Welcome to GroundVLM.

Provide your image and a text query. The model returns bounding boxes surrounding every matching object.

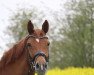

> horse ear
[42,20,49,33]
[27,20,34,34]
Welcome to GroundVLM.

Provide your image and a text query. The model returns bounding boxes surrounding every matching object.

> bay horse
[0,20,50,75]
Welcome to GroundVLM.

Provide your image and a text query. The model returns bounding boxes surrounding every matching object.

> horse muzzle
[35,62,48,72]
[33,51,48,72]
[28,51,49,73]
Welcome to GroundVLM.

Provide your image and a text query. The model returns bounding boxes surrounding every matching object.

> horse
[0,20,50,75]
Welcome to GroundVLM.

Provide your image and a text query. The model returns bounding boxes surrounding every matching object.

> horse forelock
[0,37,27,68]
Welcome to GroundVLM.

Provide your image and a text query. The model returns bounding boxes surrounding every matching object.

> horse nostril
[44,63,47,69]
[36,63,40,70]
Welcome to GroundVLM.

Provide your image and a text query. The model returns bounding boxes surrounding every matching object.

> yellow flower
[35,67,94,75]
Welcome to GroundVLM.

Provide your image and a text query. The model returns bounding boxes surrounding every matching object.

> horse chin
[36,70,46,75]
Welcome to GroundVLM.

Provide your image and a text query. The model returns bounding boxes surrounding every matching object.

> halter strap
[32,51,49,62]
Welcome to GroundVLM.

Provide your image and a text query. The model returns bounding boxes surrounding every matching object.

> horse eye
[47,42,50,46]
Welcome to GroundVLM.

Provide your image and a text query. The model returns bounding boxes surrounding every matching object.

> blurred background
[0,0,94,69]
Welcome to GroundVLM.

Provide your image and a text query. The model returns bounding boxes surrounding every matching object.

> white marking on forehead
[36,39,39,43]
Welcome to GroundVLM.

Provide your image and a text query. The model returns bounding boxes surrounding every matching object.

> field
[36,67,94,75]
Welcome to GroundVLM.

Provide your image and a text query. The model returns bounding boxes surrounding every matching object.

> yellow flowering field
[36,67,94,75]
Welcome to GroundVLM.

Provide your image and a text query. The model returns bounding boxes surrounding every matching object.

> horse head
[26,20,50,73]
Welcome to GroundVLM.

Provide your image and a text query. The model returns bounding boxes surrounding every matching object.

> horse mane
[0,37,27,69]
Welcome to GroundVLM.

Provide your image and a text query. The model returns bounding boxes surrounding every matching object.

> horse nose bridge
[36,43,45,49]
[36,56,46,64]
[37,47,45,51]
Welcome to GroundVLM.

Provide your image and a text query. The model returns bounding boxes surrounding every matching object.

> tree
[6,8,45,47]
[50,0,94,68]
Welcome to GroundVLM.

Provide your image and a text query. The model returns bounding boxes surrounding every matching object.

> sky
[0,0,66,58]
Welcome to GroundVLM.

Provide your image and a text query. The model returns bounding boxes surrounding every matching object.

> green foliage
[50,0,94,68]
[6,8,44,45]
[7,9,34,41]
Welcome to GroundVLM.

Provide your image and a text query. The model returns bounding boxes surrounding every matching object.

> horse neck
[1,51,35,75]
